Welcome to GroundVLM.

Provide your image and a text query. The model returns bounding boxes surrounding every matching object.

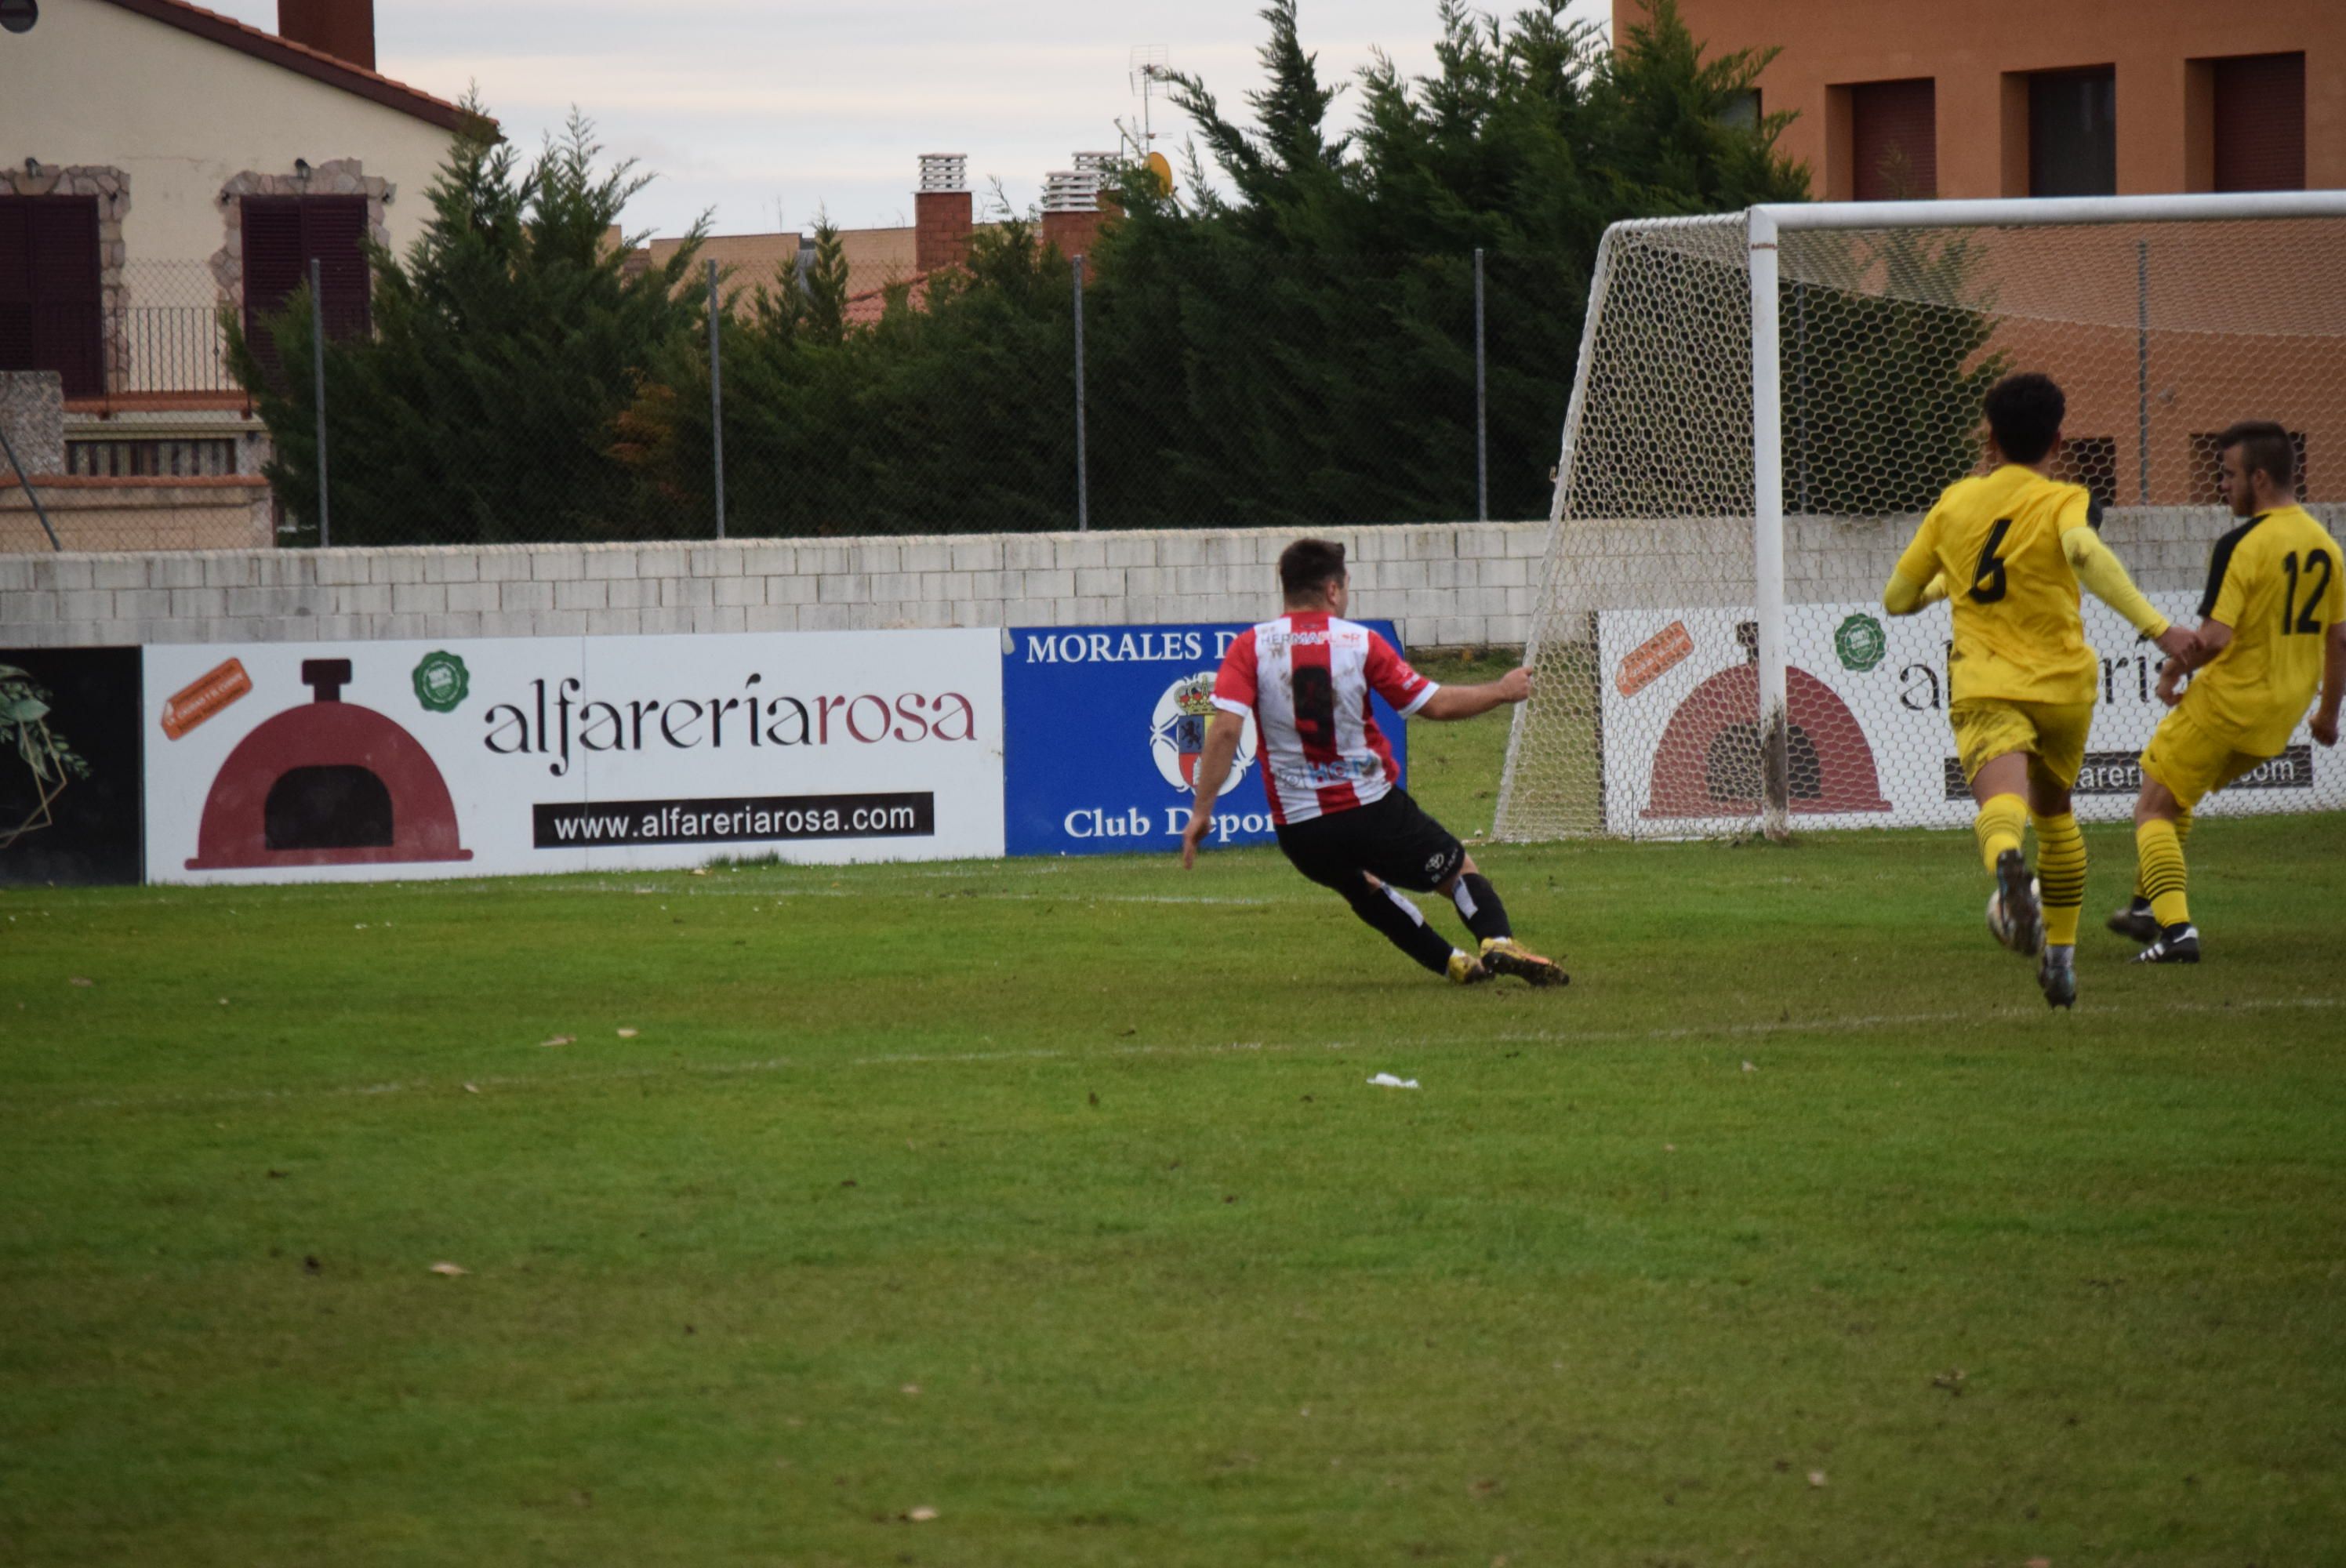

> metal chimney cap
[1041,169,1103,213]
[917,154,968,192]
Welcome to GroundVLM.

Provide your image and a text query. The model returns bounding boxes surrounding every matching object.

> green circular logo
[412,650,470,713]
[1834,613,1887,673]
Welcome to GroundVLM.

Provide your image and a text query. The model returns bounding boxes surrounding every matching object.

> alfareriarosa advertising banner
[143,630,1005,884]
[1596,592,2341,837]
[1002,622,1409,856]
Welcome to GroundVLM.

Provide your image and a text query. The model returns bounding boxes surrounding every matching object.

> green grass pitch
[5,656,2344,1565]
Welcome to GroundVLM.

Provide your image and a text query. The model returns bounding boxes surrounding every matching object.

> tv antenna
[1120,45,1170,160]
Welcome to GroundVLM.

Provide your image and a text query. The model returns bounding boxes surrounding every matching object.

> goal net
[1494,195,2346,843]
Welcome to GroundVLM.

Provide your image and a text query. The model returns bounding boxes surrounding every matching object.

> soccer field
[6,662,2345,1565]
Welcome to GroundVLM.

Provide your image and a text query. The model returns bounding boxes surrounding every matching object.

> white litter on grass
[1366,1073,1420,1090]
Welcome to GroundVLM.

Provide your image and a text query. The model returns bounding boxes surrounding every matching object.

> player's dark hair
[1280,538,1348,601]
[2218,419,2297,490]
[1983,372,2065,466]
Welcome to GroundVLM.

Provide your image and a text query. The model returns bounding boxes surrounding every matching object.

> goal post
[1496,191,2346,845]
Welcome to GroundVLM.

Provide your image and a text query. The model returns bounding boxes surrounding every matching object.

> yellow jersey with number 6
[2181,504,2344,755]
[1894,464,2099,705]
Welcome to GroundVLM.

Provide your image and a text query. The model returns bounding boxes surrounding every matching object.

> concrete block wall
[0,523,1551,652]
[7,506,2315,653]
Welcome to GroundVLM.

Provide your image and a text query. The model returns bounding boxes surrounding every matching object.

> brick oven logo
[186,658,472,870]
[1149,672,1256,797]
[411,651,470,713]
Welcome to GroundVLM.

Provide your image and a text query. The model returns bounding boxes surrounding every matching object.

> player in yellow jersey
[2115,421,2346,963]
[1880,373,2195,1007]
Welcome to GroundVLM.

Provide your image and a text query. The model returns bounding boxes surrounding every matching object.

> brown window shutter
[0,197,104,397]
[1850,79,1936,201]
[2213,53,2305,192]
[242,198,307,380]
[0,203,29,378]
[242,195,372,381]
[302,197,372,340]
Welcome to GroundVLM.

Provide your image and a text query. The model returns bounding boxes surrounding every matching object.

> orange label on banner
[1616,620,1694,698]
[162,658,251,739]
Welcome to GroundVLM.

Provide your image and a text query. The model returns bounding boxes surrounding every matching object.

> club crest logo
[1150,672,1256,797]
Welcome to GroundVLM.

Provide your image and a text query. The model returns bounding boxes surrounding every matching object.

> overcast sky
[205,0,1611,239]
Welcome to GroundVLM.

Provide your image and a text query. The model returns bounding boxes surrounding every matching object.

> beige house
[0,0,472,550]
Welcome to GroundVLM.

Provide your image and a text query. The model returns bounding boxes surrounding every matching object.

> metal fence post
[311,256,329,548]
[709,257,726,540]
[1072,253,1089,532]
[1474,246,1488,522]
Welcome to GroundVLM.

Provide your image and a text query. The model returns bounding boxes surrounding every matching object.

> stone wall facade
[0,372,67,477]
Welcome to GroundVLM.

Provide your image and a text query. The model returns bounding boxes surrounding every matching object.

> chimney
[1040,153,1112,259]
[914,154,970,274]
[278,0,376,71]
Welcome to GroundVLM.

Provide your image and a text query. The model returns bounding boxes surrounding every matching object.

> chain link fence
[5,245,1585,554]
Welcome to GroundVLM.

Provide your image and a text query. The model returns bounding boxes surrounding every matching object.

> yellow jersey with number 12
[1893,464,2099,705]
[2182,504,2345,755]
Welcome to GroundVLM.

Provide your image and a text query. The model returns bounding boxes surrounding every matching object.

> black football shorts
[1274,788,1466,894]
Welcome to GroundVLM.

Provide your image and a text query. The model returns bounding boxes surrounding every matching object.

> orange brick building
[1647,1,2346,508]
[1657,0,2344,200]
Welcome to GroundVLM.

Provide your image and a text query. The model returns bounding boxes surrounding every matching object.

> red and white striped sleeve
[1364,633,1438,717]
[1211,628,1258,717]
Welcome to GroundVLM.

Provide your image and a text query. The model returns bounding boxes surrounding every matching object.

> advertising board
[1002,622,1411,856]
[143,630,1005,884]
[1596,592,2341,835]
[1,646,144,887]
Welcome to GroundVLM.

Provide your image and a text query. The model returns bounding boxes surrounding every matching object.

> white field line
[34,995,2341,1117]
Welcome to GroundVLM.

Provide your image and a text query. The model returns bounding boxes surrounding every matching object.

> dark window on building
[0,195,104,397]
[2029,67,2117,197]
[2189,430,2308,504]
[1720,89,1761,132]
[240,196,371,380]
[1850,78,1936,200]
[2213,53,2305,191]
[2059,436,2119,509]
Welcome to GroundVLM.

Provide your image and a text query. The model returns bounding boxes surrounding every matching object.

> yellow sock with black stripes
[2136,818,2191,929]
[2130,805,2192,902]
[1973,794,2027,870]
[2032,811,2086,947]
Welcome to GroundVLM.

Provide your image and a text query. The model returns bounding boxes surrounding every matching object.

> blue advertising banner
[1002,622,1409,857]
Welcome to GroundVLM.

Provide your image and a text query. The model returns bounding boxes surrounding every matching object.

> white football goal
[1493,192,2346,844]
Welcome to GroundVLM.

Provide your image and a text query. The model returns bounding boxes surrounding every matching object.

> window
[240,196,370,379]
[2029,67,2117,197]
[1720,89,1761,133]
[1850,78,1936,201]
[2213,53,2305,191]
[2058,436,2119,510]
[0,195,104,397]
[2189,430,2307,505]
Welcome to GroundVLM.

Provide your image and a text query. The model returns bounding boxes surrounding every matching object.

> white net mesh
[1496,207,2346,841]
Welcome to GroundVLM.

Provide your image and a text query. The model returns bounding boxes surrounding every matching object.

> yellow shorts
[1948,698,2094,792]
[2138,705,2271,810]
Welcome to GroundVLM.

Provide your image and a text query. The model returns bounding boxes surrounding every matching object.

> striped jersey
[1210,612,1438,825]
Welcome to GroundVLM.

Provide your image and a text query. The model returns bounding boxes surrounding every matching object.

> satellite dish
[1144,151,1174,197]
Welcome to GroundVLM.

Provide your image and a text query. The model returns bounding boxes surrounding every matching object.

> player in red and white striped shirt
[1179,539,1566,987]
